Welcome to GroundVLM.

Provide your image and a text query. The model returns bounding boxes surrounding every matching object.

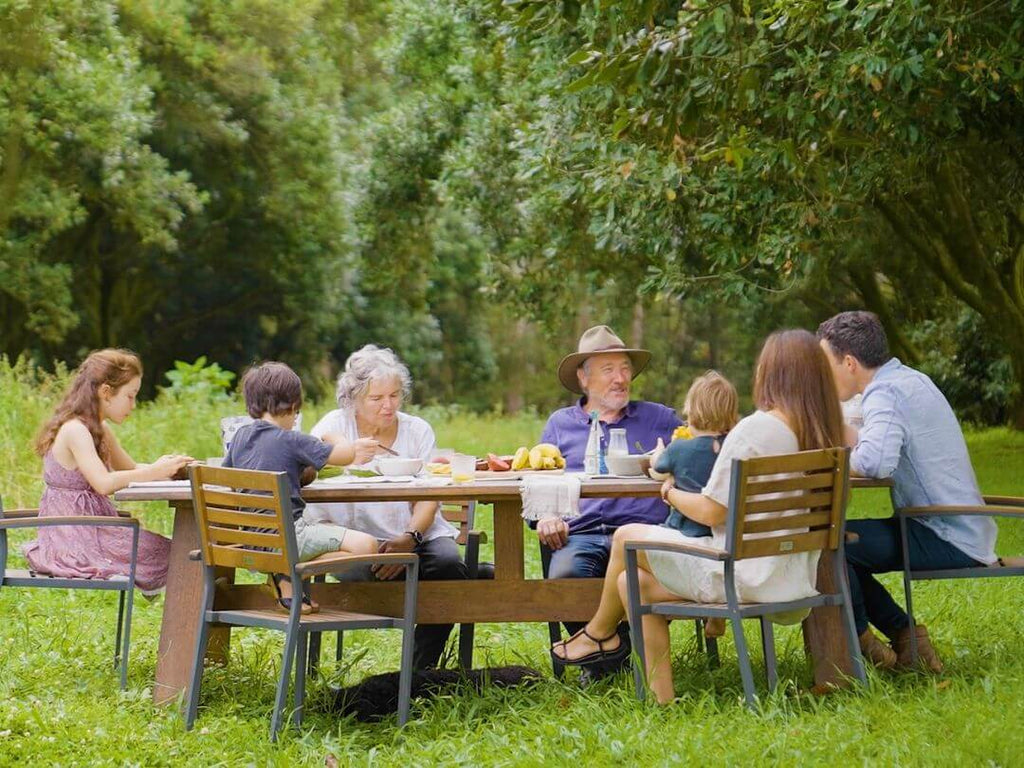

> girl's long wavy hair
[753,330,845,451]
[35,349,143,463]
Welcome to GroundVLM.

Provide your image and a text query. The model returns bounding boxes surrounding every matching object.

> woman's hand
[660,477,675,506]
[351,437,380,464]
[150,454,195,480]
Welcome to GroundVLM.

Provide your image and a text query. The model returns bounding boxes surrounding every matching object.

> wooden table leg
[802,550,855,690]
[492,500,525,581]
[153,501,231,705]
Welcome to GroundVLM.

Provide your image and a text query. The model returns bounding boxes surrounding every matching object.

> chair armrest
[897,505,1024,520]
[623,539,729,561]
[294,552,418,577]
[2,508,41,518]
[0,515,140,530]
[983,496,1024,508]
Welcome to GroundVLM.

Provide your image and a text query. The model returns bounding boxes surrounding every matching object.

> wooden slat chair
[184,465,419,741]
[895,493,1024,665]
[0,497,140,689]
[624,448,866,707]
[309,499,490,676]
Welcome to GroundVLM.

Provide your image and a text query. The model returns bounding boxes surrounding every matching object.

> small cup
[450,454,476,484]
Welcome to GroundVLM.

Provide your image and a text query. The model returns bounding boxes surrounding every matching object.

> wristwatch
[405,530,424,545]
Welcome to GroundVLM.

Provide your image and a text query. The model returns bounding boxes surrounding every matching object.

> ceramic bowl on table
[376,457,423,476]
[604,454,646,477]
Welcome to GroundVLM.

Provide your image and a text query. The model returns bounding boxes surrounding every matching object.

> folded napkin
[519,474,582,522]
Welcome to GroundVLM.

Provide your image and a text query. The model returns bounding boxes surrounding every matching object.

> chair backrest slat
[745,473,835,495]
[198,465,281,492]
[190,465,294,573]
[742,450,837,475]
[743,510,831,534]
[738,528,831,559]
[207,526,284,549]
[206,506,283,530]
[745,490,835,515]
[208,544,288,572]
[203,488,280,511]
[727,448,849,561]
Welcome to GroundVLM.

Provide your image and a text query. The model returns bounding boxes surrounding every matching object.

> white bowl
[604,454,645,477]
[376,457,423,476]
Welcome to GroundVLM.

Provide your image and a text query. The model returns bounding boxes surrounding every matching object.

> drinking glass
[451,454,476,484]
[607,428,629,456]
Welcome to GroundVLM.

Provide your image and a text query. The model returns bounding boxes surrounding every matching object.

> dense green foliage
[1,0,1021,424]
[1,375,1023,764]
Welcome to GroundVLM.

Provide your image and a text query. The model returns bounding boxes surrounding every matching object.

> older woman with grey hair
[305,344,466,669]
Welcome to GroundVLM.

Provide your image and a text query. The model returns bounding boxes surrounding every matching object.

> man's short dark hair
[816,311,891,369]
[241,362,303,419]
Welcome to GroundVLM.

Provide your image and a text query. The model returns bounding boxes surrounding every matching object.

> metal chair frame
[895,494,1024,664]
[183,465,419,741]
[0,497,139,689]
[624,448,867,707]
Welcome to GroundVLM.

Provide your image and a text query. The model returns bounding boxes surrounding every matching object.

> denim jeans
[845,517,981,636]
[545,532,630,666]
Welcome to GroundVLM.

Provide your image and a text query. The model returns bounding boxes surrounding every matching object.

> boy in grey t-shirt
[223,362,380,612]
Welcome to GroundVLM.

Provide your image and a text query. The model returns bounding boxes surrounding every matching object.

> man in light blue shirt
[818,311,996,674]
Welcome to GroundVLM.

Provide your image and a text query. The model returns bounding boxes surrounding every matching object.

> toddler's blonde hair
[683,370,739,433]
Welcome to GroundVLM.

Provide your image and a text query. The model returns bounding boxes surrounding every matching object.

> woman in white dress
[305,345,466,668]
[551,330,845,703]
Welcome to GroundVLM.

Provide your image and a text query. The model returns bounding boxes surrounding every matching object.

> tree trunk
[630,297,645,349]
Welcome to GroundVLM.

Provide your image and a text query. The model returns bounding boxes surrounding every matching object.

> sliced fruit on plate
[487,453,512,471]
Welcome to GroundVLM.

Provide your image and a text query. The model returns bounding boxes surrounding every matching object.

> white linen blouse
[303,409,457,542]
[645,410,821,605]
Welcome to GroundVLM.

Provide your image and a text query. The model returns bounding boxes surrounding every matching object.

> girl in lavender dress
[23,349,193,593]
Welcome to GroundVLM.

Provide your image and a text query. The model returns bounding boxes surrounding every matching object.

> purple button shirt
[540,399,683,534]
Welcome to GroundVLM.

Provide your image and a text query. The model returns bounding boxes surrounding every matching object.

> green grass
[2,360,1023,765]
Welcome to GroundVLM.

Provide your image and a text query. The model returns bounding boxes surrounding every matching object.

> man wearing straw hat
[537,325,682,672]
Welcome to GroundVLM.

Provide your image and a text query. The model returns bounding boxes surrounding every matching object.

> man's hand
[372,534,417,580]
[537,517,569,550]
[299,465,317,486]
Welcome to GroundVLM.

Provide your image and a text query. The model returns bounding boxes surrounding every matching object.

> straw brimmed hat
[557,325,651,394]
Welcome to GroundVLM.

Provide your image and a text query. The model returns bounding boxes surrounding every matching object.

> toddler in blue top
[651,370,739,538]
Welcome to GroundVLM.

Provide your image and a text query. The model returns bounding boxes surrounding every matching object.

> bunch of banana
[510,443,566,471]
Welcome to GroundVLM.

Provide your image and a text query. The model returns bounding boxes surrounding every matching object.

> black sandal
[269,573,316,614]
[551,626,628,667]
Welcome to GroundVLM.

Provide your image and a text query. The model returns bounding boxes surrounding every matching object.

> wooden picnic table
[116,475,892,704]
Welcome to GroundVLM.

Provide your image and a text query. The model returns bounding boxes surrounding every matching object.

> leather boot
[858,628,897,669]
[892,624,943,673]
[704,618,726,638]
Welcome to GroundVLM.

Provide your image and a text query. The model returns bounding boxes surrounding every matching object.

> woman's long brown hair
[753,330,844,450]
[35,349,143,463]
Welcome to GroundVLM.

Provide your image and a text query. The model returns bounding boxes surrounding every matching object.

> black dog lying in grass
[329,666,543,721]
